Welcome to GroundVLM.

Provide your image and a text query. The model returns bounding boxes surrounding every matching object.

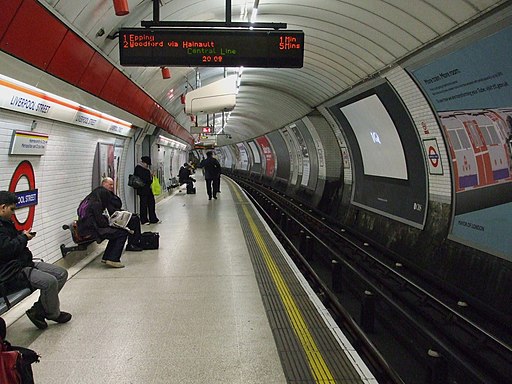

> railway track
[231,174,512,384]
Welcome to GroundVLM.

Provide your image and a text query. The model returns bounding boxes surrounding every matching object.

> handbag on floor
[140,232,159,250]
[186,185,196,194]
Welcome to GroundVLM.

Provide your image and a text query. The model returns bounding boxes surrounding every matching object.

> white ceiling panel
[38,0,507,141]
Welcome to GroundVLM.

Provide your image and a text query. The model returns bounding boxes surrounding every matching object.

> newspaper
[109,211,133,233]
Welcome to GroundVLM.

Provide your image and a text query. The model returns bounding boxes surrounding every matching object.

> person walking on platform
[134,156,160,225]
[101,177,143,252]
[77,187,128,268]
[0,191,72,330]
[200,151,221,200]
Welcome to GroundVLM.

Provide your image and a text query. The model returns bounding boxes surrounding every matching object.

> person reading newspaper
[101,178,143,251]
[77,187,129,268]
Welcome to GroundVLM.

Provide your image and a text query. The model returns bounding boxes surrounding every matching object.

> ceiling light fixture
[250,0,259,23]
[161,66,171,79]
[113,0,129,16]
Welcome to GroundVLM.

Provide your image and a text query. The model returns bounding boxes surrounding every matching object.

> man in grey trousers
[0,191,71,329]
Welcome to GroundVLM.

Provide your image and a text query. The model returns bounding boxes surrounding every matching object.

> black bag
[140,232,159,249]
[169,177,179,188]
[128,174,145,189]
[186,185,196,194]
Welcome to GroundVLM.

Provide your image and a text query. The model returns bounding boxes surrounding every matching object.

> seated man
[77,187,129,268]
[178,163,196,190]
[0,191,71,329]
[101,178,143,252]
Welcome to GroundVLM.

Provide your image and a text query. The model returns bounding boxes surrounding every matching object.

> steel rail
[236,177,509,383]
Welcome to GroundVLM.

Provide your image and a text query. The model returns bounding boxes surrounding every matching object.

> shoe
[213,196,217,199]
[26,308,48,329]
[149,220,162,224]
[143,222,150,226]
[105,260,125,268]
[208,197,212,200]
[50,311,72,324]
[126,244,143,252]
[101,259,106,263]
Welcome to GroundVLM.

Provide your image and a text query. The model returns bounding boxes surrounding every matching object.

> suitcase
[187,185,196,194]
[140,232,159,249]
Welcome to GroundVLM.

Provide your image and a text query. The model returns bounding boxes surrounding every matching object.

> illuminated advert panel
[119,28,304,68]
[328,81,427,228]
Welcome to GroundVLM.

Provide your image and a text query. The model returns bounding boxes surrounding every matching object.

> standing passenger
[0,191,71,329]
[200,151,221,200]
[77,187,128,268]
[134,156,160,225]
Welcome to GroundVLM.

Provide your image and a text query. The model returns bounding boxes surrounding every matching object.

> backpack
[77,198,90,220]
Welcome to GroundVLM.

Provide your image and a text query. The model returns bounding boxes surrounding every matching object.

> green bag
[151,175,161,196]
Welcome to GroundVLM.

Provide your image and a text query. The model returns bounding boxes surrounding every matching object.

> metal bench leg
[60,243,91,257]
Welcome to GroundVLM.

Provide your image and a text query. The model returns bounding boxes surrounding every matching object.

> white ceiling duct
[185,75,237,114]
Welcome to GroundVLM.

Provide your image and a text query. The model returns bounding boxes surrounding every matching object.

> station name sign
[119,28,304,68]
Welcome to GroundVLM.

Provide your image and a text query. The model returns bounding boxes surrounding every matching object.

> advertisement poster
[282,128,299,185]
[411,25,512,260]
[256,136,275,177]
[92,143,115,191]
[289,124,310,186]
[248,141,261,164]
[91,143,124,193]
[328,81,427,228]
[236,143,249,170]
[113,146,123,193]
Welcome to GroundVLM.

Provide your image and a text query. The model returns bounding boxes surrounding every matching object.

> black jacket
[0,217,33,268]
[200,157,221,180]
[76,187,120,240]
[106,190,123,216]
[134,164,152,196]
[178,166,192,183]
[0,217,34,292]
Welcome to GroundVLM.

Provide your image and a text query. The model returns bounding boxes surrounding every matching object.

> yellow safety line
[232,185,336,383]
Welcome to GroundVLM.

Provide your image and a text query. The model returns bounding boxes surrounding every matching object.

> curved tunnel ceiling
[42,0,505,144]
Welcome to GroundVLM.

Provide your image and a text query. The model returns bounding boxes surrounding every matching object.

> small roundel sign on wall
[8,160,38,231]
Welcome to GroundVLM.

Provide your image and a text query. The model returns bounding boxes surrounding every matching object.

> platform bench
[0,288,32,315]
[60,220,96,257]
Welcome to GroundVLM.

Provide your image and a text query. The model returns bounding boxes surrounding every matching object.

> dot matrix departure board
[119,28,304,68]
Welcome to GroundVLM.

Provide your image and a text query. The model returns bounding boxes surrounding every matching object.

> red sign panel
[256,136,275,177]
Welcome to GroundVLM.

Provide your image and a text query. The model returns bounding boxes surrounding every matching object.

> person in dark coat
[134,156,160,224]
[0,191,71,329]
[101,177,143,251]
[77,187,128,268]
[178,163,196,191]
[199,151,221,200]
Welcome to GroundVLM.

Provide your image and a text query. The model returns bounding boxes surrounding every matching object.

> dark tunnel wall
[321,20,512,318]
[220,12,512,319]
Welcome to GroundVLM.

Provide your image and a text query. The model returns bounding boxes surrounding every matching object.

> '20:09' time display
[119,29,304,68]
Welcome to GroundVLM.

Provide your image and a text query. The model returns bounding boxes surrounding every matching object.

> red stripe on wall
[0,0,193,145]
